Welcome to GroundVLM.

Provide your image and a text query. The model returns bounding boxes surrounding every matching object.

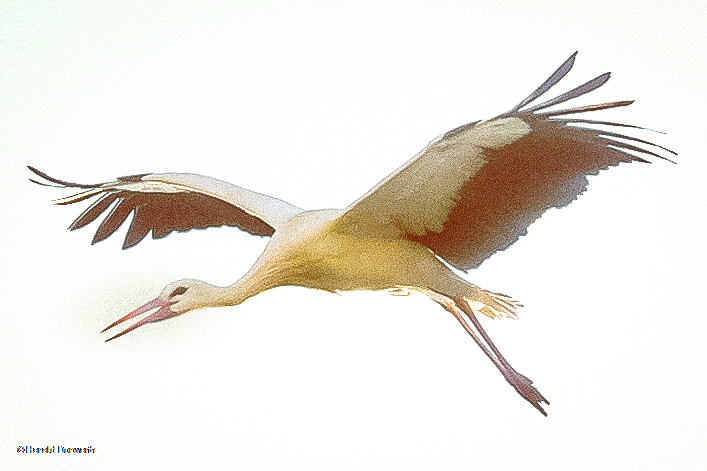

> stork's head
[102,279,217,342]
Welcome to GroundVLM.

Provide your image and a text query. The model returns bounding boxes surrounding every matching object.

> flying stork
[29,52,674,416]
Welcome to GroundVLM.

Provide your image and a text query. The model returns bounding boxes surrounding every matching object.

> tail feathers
[463,288,522,320]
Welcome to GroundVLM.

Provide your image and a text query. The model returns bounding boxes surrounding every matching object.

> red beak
[102,298,176,342]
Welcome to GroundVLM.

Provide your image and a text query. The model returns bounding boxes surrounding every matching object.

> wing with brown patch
[28,168,304,249]
[334,52,674,270]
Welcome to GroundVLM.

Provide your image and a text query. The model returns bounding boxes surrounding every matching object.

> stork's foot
[499,364,549,416]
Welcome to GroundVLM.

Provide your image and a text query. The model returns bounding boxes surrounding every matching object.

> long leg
[432,293,549,415]
[456,297,549,415]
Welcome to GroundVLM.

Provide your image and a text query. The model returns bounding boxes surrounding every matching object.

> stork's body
[264,209,446,293]
[30,53,674,416]
[179,208,506,313]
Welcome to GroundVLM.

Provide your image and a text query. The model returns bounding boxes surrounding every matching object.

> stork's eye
[170,286,188,297]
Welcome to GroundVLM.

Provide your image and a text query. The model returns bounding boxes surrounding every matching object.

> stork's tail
[463,287,522,320]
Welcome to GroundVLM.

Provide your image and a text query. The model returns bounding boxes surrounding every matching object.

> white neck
[209,265,280,308]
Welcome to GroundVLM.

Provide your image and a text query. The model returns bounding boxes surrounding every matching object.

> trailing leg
[427,289,549,416]
[454,296,549,416]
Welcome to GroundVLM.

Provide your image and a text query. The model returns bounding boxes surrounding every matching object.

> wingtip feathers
[509,51,578,113]
[27,166,101,189]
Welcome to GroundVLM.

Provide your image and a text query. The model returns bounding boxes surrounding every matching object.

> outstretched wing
[334,52,675,271]
[29,168,304,249]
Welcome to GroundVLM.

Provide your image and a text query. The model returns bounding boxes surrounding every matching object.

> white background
[2,1,706,470]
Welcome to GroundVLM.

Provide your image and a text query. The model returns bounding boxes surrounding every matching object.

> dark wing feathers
[28,168,277,249]
[92,197,132,245]
[521,72,611,114]
[510,51,578,113]
[53,189,104,206]
[410,120,652,270]
[69,194,120,231]
[27,166,102,189]
[537,100,634,117]
[409,53,675,271]
[124,204,151,248]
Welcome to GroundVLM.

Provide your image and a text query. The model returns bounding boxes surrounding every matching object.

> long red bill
[102,298,175,342]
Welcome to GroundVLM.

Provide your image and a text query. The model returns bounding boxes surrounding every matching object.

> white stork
[29,52,674,416]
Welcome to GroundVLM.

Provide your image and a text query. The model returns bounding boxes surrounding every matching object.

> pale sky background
[2,1,706,470]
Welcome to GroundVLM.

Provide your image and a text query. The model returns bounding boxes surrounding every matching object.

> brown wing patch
[71,191,275,249]
[29,168,283,250]
[409,120,645,271]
